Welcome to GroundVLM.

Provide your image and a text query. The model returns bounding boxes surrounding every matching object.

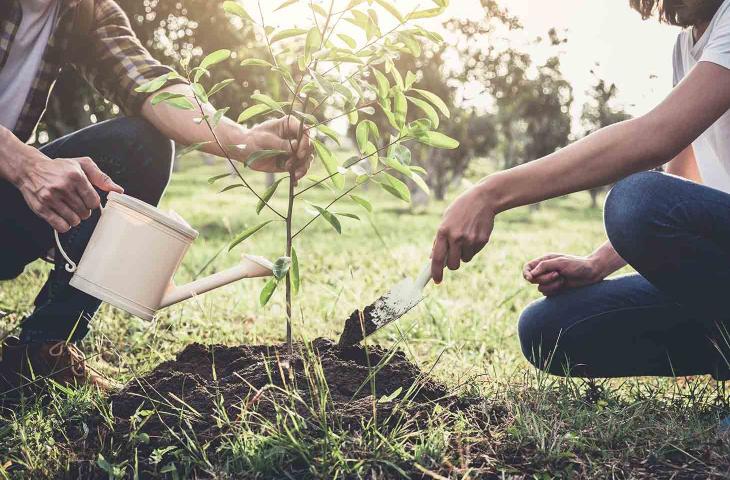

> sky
[480,0,682,121]
[259,0,684,125]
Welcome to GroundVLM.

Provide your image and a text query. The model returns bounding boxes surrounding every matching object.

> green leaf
[415,131,460,149]
[151,92,194,110]
[390,143,411,165]
[399,32,422,57]
[208,79,235,97]
[192,66,209,83]
[274,0,297,12]
[256,178,283,214]
[405,71,417,90]
[312,138,344,189]
[350,194,372,213]
[177,141,211,157]
[363,141,378,170]
[379,173,411,203]
[393,90,407,129]
[191,82,208,103]
[356,120,379,153]
[200,49,231,70]
[310,69,335,95]
[317,124,341,146]
[412,89,450,118]
[219,183,245,193]
[245,149,287,168]
[272,256,291,280]
[311,3,327,17]
[208,172,232,184]
[260,278,278,306]
[375,0,404,22]
[391,68,405,91]
[312,205,342,234]
[335,212,360,221]
[384,156,412,178]
[270,28,308,44]
[240,58,273,67]
[223,1,253,21]
[229,221,274,251]
[291,110,318,125]
[338,33,357,49]
[210,107,229,129]
[290,247,300,295]
[408,7,445,20]
[348,108,359,126]
[305,27,322,64]
[372,69,389,100]
[135,73,170,93]
[356,121,369,152]
[378,386,402,403]
[407,95,439,128]
[411,173,430,195]
[251,93,285,113]
[237,104,272,123]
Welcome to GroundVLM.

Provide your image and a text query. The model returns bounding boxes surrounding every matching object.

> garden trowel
[339,262,432,346]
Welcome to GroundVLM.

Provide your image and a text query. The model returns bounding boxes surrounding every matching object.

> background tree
[42,0,272,142]
[581,69,632,207]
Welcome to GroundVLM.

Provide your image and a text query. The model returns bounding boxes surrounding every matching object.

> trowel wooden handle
[415,261,433,291]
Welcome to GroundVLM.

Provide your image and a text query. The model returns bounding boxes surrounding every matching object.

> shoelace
[48,342,87,377]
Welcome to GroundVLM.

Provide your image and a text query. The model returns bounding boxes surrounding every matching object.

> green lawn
[2,156,729,478]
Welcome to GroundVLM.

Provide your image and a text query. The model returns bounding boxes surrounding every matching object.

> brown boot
[0,336,119,396]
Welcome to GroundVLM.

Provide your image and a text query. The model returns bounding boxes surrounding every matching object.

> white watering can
[54,191,274,321]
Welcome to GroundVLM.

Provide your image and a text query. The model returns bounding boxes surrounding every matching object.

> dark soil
[109,338,454,449]
[338,305,379,346]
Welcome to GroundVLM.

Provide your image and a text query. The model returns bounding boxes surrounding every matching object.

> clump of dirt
[109,338,454,449]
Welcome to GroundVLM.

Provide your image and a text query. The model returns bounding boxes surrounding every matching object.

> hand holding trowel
[338,262,434,346]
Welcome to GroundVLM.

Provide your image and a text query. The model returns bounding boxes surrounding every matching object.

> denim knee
[518,299,566,375]
[115,117,174,205]
[604,171,666,264]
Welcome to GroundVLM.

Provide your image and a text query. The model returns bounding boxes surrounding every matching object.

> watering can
[54,191,274,321]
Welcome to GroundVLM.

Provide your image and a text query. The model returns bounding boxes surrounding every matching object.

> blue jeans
[0,117,173,343]
[519,171,730,379]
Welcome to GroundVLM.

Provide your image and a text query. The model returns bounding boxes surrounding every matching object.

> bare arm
[0,125,123,232]
[666,144,702,182]
[432,61,730,283]
[141,84,312,180]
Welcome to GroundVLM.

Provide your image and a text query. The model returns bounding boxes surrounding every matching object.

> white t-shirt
[0,0,60,131]
[673,0,730,192]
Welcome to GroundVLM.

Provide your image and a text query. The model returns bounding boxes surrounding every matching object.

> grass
[1,155,730,478]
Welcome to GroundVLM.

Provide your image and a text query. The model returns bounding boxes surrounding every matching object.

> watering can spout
[159,255,274,308]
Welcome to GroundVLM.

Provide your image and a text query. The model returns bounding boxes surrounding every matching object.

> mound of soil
[109,338,454,448]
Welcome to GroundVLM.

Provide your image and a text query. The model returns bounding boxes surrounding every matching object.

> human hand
[17,155,123,233]
[523,253,604,296]
[431,183,496,284]
[238,116,313,182]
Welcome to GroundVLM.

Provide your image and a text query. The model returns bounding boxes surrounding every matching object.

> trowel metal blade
[338,277,424,346]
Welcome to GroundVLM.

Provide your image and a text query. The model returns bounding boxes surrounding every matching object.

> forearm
[0,125,44,185]
[484,116,676,214]
[588,241,627,278]
[666,145,702,183]
[140,84,248,161]
[483,63,730,213]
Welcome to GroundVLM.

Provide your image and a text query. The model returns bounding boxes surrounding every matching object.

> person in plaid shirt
[0,0,312,393]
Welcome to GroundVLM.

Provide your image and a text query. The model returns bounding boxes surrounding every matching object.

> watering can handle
[53,203,105,273]
[54,230,78,273]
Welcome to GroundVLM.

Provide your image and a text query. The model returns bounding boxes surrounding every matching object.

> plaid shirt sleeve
[71,0,186,115]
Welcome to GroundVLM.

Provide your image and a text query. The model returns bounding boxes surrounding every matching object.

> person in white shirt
[432,0,730,379]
